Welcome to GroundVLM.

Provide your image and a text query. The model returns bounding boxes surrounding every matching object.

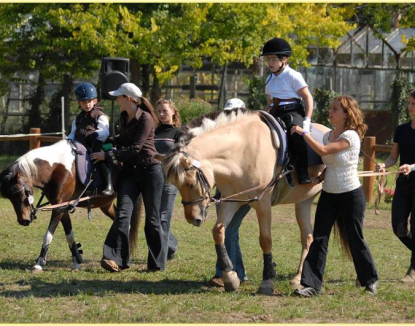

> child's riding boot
[292,133,311,185]
[99,162,114,196]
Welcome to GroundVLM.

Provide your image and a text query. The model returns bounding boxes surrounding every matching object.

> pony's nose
[18,220,31,226]
[192,219,202,227]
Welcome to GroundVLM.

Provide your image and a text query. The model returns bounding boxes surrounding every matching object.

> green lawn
[0,192,414,323]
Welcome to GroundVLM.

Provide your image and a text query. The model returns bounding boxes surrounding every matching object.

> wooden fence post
[363,136,376,202]
[29,128,41,150]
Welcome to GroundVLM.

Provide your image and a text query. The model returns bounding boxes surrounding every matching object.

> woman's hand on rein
[399,164,412,176]
[291,125,303,135]
[90,151,105,164]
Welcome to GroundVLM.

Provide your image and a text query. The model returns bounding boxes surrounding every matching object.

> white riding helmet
[224,98,246,110]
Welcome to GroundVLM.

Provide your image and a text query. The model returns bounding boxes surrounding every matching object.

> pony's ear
[154,153,166,162]
[179,154,193,169]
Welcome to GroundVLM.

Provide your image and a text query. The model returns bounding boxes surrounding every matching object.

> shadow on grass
[0,278,212,298]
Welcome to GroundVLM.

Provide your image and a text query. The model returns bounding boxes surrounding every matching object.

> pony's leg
[99,202,116,221]
[32,212,61,273]
[60,211,83,271]
[254,199,276,296]
[212,222,240,292]
[291,196,315,285]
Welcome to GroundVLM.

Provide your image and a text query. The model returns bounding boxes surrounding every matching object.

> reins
[179,151,292,207]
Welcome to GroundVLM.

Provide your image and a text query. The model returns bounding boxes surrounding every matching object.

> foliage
[175,98,213,125]
[390,75,412,139]
[313,86,338,125]
[246,76,268,111]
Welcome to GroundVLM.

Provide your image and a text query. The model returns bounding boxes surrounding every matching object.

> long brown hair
[131,96,158,125]
[335,95,368,140]
[156,98,182,128]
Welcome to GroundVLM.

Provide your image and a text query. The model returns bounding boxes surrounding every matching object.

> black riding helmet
[261,37,292,57]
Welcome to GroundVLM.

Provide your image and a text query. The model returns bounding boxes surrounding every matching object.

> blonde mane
[188,109,254,137]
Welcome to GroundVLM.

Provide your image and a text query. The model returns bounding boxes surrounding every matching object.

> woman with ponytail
[91,83,166,273]
[290,95,379,296]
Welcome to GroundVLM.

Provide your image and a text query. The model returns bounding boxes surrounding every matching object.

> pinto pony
[159,109,329,294]
[0,139,140,272]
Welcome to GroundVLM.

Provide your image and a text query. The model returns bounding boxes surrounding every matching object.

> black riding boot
[99,162,114,196]
[291,133,311,185]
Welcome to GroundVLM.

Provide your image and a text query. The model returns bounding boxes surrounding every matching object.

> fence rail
[0,128,62,150]
[0,130,390,203]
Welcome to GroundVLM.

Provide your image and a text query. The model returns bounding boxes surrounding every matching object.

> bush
[247,76,268,111]
[313,86,337,125]
[175,98,213,125]
[390,75,412,140]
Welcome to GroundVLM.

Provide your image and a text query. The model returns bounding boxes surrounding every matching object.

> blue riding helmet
[75,83,98,101]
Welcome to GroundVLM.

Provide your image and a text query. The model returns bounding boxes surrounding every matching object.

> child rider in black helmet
[261,37,314,185]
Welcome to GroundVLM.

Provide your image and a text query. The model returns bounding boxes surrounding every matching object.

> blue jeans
[160,183,179,259]
[214,190,251,281]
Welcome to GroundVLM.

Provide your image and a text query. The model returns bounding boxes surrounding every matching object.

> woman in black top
[377,90,415,283]
[154,98,182,261]
[91,83,166,272]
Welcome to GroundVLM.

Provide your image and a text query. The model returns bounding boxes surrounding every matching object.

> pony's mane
[161,150,187,186]
[185,108,253,137]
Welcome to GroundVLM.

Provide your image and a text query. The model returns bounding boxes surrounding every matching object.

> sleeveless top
[322,130,361,194]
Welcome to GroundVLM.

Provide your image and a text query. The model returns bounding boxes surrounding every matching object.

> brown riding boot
[401,265,415,283]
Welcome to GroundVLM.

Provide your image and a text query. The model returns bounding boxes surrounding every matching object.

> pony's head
[159,149,214,226]
[0,160,37,226]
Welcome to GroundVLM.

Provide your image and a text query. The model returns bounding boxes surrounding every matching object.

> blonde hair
[156,98,182,128]
[335,95,367,140]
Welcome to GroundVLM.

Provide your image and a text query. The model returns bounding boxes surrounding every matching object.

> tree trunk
[25,72,46,132]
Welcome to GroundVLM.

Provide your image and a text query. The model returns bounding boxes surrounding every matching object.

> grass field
[1,191,415,323]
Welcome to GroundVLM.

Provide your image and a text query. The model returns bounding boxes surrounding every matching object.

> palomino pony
[159,109,329,295]
[0,139,140,272]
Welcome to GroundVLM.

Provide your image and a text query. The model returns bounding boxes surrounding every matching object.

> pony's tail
[129,193,143,257]
[333,213,352,259]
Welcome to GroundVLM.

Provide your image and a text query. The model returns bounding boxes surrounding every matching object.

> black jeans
[391,179,415,267]
[103,163,166,270]
[301,187,378,291]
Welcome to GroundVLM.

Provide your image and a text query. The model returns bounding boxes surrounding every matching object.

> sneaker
[365,281,378,295]
[167,250,176,261]
[209,276,224,287]
[293,286,320,297]
[101,258,122,272]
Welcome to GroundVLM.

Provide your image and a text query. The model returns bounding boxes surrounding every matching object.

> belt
[277,102,300,110]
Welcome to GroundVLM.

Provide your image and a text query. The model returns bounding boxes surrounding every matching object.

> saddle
[70,140,104,190]
[259,112,326,205]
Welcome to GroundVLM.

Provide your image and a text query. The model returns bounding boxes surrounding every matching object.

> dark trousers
[273,110,308,173]
[301,187,378,291]
[160,183,179,259]
[103,164,166,270]
[391,180,415,267]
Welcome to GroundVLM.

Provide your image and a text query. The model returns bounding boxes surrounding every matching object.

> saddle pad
[72,141,103,188]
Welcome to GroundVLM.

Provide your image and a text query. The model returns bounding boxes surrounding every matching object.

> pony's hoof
[222,271,240,292]
[31,265,43,273]
[257,279,274,296]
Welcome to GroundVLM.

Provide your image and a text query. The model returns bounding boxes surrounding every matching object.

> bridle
[10,177,38,222]
[180,152,214,207]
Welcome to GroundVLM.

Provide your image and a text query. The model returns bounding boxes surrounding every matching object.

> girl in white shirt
[291,95,379,297]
